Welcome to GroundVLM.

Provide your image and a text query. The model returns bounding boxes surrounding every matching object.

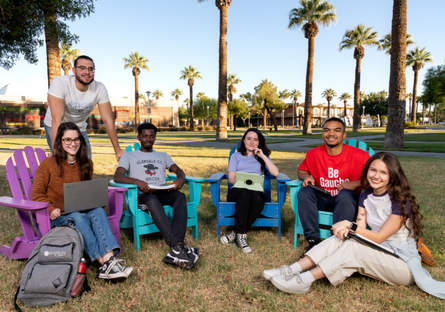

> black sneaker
[163,244,195,269]
[183,242,199,264]
[299,238,321,259]
[99,257,132,280]
[235,233,252,253]
[220,231,236,245]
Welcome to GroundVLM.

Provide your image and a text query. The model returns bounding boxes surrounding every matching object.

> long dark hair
[360,152,422,238]
[53,122,92,181]
[238,128,271,174]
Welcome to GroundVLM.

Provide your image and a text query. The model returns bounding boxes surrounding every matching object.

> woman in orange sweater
[31,122,132,280]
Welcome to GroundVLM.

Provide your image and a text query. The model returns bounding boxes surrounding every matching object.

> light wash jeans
[50,208,120,262]
[44,124,92,159]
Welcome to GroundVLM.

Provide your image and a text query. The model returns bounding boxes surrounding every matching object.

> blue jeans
[298,187,359,240]
[50,208,120,262]
[44,124,92,159]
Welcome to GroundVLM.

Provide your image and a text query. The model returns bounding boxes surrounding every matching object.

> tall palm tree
[198,0,232,140]
[152,89,163,100]
[59,42,81,75]
[123,52,150,129]
[239,93,249,102]
[44,13,61,87]
[384,0,408,148]
[288,0,337,135]
[196,92,206,127]
[180,65,202,131]
[321,89,336,118]
[183,98,190,126]
[339,92,352,120]
[406,92,412,118]
[290,89,303,127]
[227,73,242,128]
[406,47,433,123]
[171,88,184,127]
[339,24,380,132]
[378,33,414,55]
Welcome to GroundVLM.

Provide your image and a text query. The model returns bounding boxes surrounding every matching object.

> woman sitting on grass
[263,152,445,299]
[31,122,133,280]
[220,128,279,253]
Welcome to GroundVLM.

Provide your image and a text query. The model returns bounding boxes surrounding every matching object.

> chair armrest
[0,196,48,210]
[167,174,205,183]
[108,186,129,192]
[286,179,303,187]
[109,180,138,189]
[275,173,291,183]
[206,172,226,183]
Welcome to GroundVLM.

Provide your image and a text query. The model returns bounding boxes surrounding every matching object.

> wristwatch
[349,222,358,232]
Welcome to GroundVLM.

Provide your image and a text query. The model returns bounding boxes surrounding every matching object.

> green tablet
[233,172,264,192]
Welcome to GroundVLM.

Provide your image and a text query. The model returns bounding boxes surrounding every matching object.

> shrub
[86,129,95,134]
[197,126,203,131]
[10,130,20,135]
[405,121,417,129]
[180,126,187,131]
[126,127,135,133]
[171,127,179,131]
[97,128,107,134]
[20,126,34,135]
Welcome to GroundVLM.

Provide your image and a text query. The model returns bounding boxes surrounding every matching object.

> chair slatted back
[5,147,47,240]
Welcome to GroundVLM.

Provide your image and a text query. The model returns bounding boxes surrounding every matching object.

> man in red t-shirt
[297,117,370,258]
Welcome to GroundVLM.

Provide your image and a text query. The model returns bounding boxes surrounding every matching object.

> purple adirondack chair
[0,146,127,260]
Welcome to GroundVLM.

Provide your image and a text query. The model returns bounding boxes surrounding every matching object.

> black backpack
[14,220,90,311]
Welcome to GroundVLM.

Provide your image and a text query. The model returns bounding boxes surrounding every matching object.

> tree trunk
[134,74,139,129]
[233,114,237,131]
[428,104,432,124]
[303,36,315,135]
[273,113,278,131]
[44,14,60,87]
[384,0,407,148]
[327,99,330,118]
[434,104,437,123]
[411,69,418,123]
[189,84,194,131]
[422,104,425,124]
[353,57,362,131]
[263,107,267,128]
[216,6,228,140]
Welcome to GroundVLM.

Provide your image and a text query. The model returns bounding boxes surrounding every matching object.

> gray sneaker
[221,231,236,245]
[235,233,252,253]
[270,272,312,294]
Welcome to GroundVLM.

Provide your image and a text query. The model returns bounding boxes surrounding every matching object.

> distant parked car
[439,121,445,125]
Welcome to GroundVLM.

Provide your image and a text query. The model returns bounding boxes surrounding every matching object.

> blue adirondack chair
[286,139,375,248]
[109,143,205,251]
[206,142,291,240]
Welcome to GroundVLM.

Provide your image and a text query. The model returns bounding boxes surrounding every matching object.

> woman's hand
[50,209,61,220]
[331,220,352,239]
[254,148,265,158]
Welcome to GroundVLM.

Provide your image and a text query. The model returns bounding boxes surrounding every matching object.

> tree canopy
[0,0,95,69]
[422,63,445,106]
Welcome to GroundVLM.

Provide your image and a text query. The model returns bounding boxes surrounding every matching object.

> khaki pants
[306,236,414,286]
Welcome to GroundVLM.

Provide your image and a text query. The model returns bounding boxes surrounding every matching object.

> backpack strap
[14,285,23,312]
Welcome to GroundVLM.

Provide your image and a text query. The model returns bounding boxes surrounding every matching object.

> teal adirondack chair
[286,139,375,248]
[109,143,205,251]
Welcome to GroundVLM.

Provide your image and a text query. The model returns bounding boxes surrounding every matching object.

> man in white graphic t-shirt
[44,55,124,160]
[114,123,199,270]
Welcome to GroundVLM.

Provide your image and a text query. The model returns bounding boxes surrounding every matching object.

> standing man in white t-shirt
[44,55,125,160]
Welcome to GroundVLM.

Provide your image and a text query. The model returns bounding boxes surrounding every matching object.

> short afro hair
[137,123,157,135]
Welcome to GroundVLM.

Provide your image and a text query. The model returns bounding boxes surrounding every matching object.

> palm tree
[180,65,202,131]
[44,14,60,87]
[183,98,190,126]
[339,92,352,121]
[288,0,337,135]
[378,33,414,55]
[196,92,207,127]
[198,0,232,140]
[339,24,380,132]
[290,89,302,127]
[406,47,433,123]
[321,89,336,118]
[239,93,249,102]
[384,0,408,148]
[171,88,183,127]
[123,52,150,129]
[406,92,412,118]
[59,42,81,75]
[227,73,242,128]
[152,89,163,100]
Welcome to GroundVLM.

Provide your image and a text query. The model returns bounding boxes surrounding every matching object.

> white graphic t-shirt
[117,150,175,187]
[45,75,110,131]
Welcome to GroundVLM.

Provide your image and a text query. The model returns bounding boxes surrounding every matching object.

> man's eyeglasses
[75,66,95,73]
[62,137,81,145]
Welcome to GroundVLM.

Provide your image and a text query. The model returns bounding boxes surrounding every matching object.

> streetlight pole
[145,91,151,124]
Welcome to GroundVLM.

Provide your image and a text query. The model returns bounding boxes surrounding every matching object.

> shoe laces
[278,265,293,275]
[103,258,126,275]
[236,234,249,248]
[285,272,303,282]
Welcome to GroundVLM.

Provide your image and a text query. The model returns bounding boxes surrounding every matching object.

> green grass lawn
[1,139,445,310]
[303,142,445,153]
[204,138,303,144]
[369,132,445,142]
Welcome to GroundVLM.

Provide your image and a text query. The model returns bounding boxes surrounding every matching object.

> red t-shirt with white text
[299,144,370,196]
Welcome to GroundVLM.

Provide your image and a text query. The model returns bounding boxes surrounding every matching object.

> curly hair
[238,128,271,174]
[360,152,422,238]
[53,122,92,181]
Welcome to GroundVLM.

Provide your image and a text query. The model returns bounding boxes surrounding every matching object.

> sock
[300,271,315,284]
[289,262,303,273]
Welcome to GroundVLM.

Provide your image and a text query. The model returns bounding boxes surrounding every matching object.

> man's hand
[135,180,151,193]
[302,176,315,187]
[337,180,359,191]
[115,148,126,162]
[171,177,186,191]
[50,209,61,220]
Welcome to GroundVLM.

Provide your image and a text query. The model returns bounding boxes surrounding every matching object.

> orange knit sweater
[31,157,93,214]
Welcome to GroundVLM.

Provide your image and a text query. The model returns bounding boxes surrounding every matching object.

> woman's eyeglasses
[62,137,81,145]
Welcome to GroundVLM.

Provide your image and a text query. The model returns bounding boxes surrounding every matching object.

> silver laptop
[63,178,109,214]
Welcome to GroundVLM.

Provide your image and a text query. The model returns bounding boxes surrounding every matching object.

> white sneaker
[221,231,236,245]
[263,265,293,281]
[270,272,312,294]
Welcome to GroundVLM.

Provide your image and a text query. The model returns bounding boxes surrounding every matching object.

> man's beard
[75,72,94,86]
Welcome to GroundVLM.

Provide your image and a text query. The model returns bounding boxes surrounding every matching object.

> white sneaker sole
[270,276,310,294]
[99,271,128,279]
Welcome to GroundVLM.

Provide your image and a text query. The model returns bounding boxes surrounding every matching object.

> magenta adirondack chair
[0,146,127,260]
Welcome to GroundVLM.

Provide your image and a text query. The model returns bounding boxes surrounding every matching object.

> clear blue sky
[1,0,444,107]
